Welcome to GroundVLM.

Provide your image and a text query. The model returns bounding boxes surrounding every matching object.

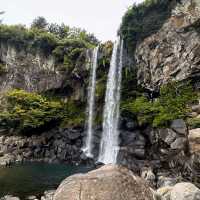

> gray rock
[135,0,200,91]
[170,182,200,200]
[170,119,187,135]
[157,176,178,188]
[0,196,20,200]
[41,190,55,200]
[158,129,177,145]
[192,105,200,114]
[141,167,156,188]
[170,137,186,150]
[26,196,37,200]
[156,187,172,200]
[0,153,15,166]
[66,130,81,140]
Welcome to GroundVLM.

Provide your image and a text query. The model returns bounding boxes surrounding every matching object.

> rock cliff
[0,42,89,102]
[135,0,200,90]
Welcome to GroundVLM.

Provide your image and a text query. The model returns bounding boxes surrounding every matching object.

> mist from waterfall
[98,39,123,164]
[82,46,99,158]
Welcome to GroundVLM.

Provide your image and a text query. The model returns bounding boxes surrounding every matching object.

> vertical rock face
[0,42,89,102]
[0,43,65,93]
[135,0,200,90]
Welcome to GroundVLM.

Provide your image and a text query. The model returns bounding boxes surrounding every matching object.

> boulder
[158,129,177,145]
[192,105,200,114]
[189,128,200,154]
[170,138,186,150]
[157,176,178,188]
[54,165,155,200]
[170,119,187,135]
[66,130,81,140]
[170,182,200,200]
[41,190,55,200]
[0,196,20,200]
[156,186,172,200]
[141,167,156,188]
[0,153,15,166]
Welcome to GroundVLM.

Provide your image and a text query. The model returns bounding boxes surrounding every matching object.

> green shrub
[0,23,97,68]
[120,0,176,54]
[187,118,200,129]
[0,63,7,75]
[122,81,197,127]
[0,89,63,132]
[0,89,85,133]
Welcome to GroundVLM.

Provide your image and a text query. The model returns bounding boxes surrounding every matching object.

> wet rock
[41,190,55,200]
[0,195,20,200]
[66,130,81,140]
[0,153,15,166]
[158,129,177,145]
[170,137,187,150]
[26,196,37,200]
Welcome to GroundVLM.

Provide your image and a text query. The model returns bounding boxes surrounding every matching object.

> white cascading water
[98,39,123,164]
[82,46,99,158]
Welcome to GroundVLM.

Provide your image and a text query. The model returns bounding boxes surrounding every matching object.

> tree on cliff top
[0,11,5,23]
[31,16,48,30]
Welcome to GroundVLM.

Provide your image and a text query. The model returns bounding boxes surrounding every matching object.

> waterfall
[98,39,123,164]
[82,46,99,158]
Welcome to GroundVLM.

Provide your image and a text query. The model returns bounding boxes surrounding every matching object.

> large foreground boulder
[54,165,155,200]
[170,182,200,200]
[157,182,200,200]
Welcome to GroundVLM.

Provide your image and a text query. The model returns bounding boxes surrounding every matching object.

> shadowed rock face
[0,42,89,101]
[0,43,65,93]
[136,0,200,90]
[54,165,155,200]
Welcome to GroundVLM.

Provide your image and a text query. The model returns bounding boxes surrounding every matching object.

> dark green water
[0,162,92,199]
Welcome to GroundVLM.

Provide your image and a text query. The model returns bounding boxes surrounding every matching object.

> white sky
[1,0,143,42]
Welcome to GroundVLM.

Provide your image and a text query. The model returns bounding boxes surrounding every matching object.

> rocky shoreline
[0,128,86,166]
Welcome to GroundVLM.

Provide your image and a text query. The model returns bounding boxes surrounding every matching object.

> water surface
[0,162,92,199]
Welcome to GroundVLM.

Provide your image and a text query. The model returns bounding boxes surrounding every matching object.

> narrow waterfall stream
[82,46,99,158]
[98,39,123,164]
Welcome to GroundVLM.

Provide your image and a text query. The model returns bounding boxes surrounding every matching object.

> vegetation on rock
[122,81,197,127]
[119,0,177,54]
[0,17,99,70]
[0,89,85,134]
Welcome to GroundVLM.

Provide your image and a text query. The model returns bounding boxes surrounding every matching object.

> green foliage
[0,19,98,66]
[120,0,176,53]
[187,118,200,129]
[0,89,85,134]
[0,11,4,24]
[0,89,63,131]
[31,16,48,30]
[60,101,85,128]
[122,96,156,126]
[0,63,7,75]
[122,81,197,127]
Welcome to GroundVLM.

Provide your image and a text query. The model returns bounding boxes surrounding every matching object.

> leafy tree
[120,0,176,54]
[31,16,48,30]
[0,11,4,23]
[122,81,197,127]
[0,89,85,133]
